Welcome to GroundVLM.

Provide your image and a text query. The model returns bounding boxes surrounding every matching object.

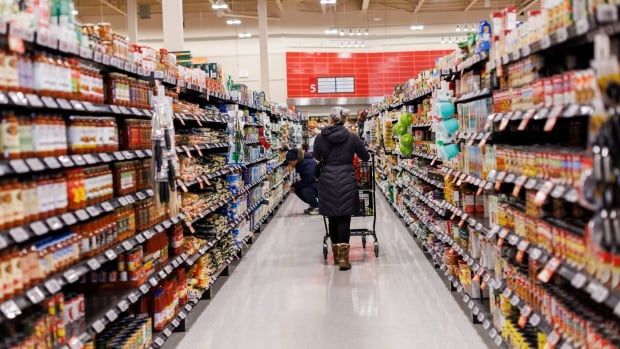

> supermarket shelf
[244,154,275,166]
[384,184,575,349]
[484,224,620,321]
[0,91,152,117]
[0,148,153,179]
[371,87,434,116]
[0,202,184,324]
[66,190,277,349]
[271,179,285,190]
[384,189,505,348]
[410,150,441,162]
[0,23,153,80]
[439,167,587,209]
[453,104,597,143]
[159,78,275,116]
[185,173,271,225]
[0,24,281,118]
[492,9,620,68]
[176,142,228,156]
[173,112,228,126]
[410,122,433,128]
[400,165,444,189]
[66,251,192,347]
[150,255,235,349]
[454,88,492,104]
[177,164,244,189]
[456,51,489,72]
[0,188,154,256]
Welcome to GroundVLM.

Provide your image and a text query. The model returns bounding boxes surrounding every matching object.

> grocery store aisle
[176,193,487,349]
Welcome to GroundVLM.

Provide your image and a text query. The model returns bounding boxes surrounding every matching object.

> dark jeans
[295,186,318,208]
[328,215,351,244]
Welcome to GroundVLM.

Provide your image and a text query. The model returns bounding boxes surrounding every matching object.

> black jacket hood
[321,125,350,144]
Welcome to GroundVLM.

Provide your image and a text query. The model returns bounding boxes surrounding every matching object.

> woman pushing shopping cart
[313,106,377,271]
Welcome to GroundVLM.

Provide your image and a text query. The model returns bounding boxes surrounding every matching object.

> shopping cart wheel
[362,237,367,248]
[374,243,379,257]
[322,243,328,260]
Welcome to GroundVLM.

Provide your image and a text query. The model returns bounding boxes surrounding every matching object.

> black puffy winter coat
[313,125,370,217]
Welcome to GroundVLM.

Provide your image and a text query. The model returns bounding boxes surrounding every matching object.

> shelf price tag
[516,240,530,263]
[0,300,21,319]
[26,286,45,304]
[587,282,610,303]
[87,258,101,271]
[538,257,561,283]
[534,181,555,206]
[497,228,509,248]
[555,27,568,43]
[570,272,588,289]
[544,105,564,131]
[44,278,61,294]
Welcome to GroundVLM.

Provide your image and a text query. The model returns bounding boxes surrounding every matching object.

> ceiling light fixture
[212,0,228,10]
[238,32,252,38]
[226,18,242,25]
[456,24,460,32]
[441,37,445,44]
[361,41,366,47]
[324,28,338,35]
[340,41,344,48]
[320,0,337,4]
[463,24,468,31]
[72,10,79,15]
[365,28,369,35]
[356,28,362,36]
[339,29,345,36]
[410,24,424,30]
[349,29,354,36]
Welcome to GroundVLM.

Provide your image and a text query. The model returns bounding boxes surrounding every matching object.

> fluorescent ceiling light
[410,24,424,30]
[226,18,242,25]
[324,28,338,35]
[238,32,252,38]
[212,1,228,10]
[320,0,337,4]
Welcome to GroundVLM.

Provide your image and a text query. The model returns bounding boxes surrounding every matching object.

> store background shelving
[367,4,620,349]
[0,6,301,349]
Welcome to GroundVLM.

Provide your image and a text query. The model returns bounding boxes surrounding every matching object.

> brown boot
[337,243,351,270]
[331,244,340,264]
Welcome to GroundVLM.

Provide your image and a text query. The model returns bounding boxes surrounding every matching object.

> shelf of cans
[368,2,620,348]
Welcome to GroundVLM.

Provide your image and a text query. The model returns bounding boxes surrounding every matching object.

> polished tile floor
[176,194,488,349]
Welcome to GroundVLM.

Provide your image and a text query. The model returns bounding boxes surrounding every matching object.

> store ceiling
[75,0,533,21]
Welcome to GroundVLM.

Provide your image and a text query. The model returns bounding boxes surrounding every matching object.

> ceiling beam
[99,0,126,15]
[413,0,425,13]
[361,0,370,12]
[276,0,284,12]
[464,0,479,11]
[221,12,281,20]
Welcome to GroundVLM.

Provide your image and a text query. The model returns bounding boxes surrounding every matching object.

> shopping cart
[322,153,379,259]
